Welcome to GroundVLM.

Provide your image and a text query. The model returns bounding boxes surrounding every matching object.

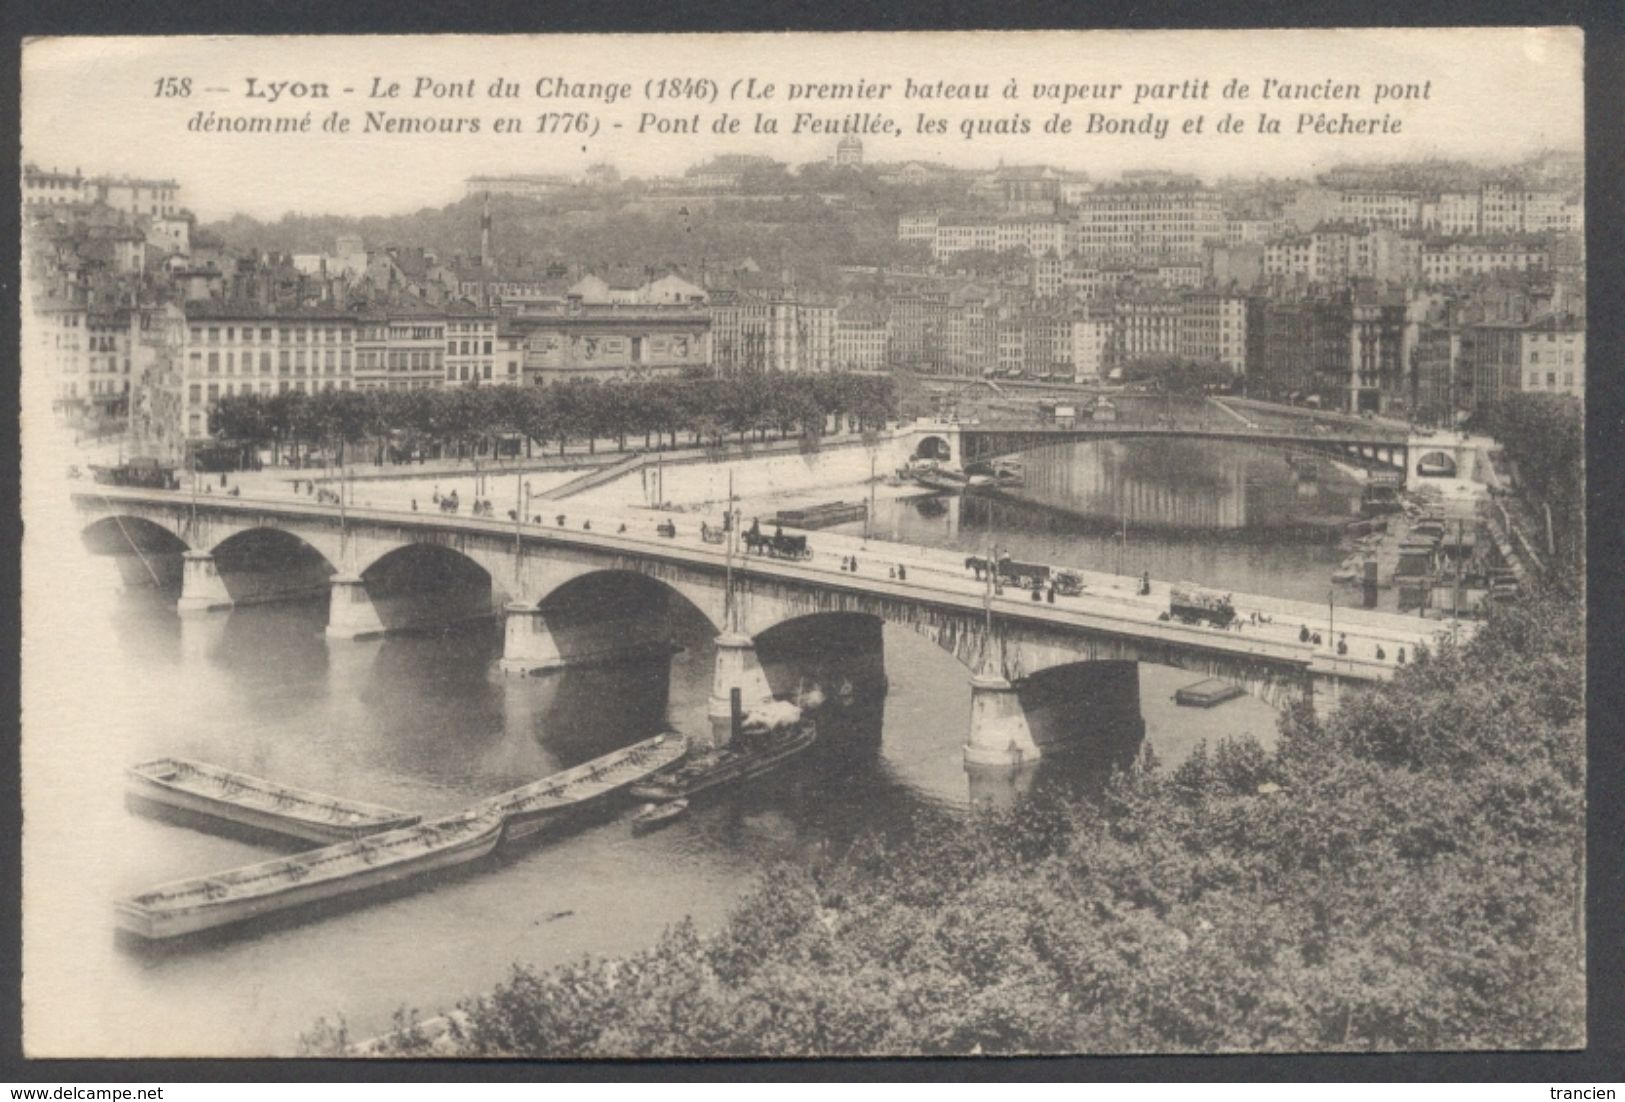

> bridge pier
[499,601,678,677]
[176,551,233,615]
[963,672,1041,768]
[963,673,1040,809]
[706,632,776,750]
[324,573,386,640]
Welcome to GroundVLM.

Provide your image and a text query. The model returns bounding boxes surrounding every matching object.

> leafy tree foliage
[208,373,897,464]
[1469,392,1583,572]
[310,589,1583,1057]
[1120,356,1237,396]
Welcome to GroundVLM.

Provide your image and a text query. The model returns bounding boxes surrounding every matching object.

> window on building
[207,352,219,373]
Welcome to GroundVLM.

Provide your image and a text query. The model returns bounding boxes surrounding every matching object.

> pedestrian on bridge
[1375,644,1387,661]
[897,564,907,581]
[412,499,418,511]
[1337,635,1348,656]
[1299,625,1311,643]
[1397,647,1406,665]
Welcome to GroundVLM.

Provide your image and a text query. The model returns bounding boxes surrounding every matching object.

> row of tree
[205,371,898,466]
[302,584,1584,1056]
[1469,392,1583,575]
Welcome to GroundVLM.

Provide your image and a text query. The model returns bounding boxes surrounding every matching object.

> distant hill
[201,190,928,277]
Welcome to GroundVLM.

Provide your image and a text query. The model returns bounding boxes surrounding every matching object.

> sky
[21,29,1583,222]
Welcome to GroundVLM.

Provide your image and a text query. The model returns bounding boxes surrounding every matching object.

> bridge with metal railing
[74,484,1462,776]
[905,418,1431,477]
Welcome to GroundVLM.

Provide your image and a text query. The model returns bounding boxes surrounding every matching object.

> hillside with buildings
[23,142,1583,462]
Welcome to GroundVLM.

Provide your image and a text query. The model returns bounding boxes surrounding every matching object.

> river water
[22,436,1362,1057]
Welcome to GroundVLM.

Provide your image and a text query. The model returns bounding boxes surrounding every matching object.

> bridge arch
[914,434,952,462]
[533,567,720,638]
[750,610,889,701]
[80,514,189,557]
[205,527,338,606]
[357,541,508,634]
[1414,450,1458,478]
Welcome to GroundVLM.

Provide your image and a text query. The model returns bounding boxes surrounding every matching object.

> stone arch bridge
[75,487,1418,777]
[905,419,1474,484]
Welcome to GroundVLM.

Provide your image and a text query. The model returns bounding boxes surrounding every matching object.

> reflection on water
[24,436,1328,1056]
[854,439,1366,606]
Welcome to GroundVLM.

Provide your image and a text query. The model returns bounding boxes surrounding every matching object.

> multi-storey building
[1410,321,1459,424]
[1072,182,1223,257]
[444,306,501,385]
[1423,191,1482,236]
[1111,292,1184,364]
[897,211,940,246]
[933,217,998,259]
[32,295,93,415]
[797,296,838,374]
[463,174,574,201]
[514,304,710,385]
[97,174,182,218]
[942,286,999,377]
[1333,189,1423,230]
[887,290,952,372]
[1178,291,1250,374]
[1251,293,1353,404]
[1337,291,1408,414]
[1069,308,1113,384]
[381,303,447,390]
[1420,238,1551,283]
[1516,316,1584,398]
[834,304,887,372]
[179,302,357,439]
[22,164,92,208]
[834,304,887,371]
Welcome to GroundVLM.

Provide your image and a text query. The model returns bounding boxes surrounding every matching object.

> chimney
[481,192,494,272]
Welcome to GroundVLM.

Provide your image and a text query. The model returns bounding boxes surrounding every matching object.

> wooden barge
[1174,678,1246,708]
[126,758,419,845]
[118,734,690,939]
[115,808,506,940]
[770,501,869,529]
[474,732,689,843]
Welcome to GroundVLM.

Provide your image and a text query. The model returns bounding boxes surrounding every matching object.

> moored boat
[473,733,689,844]
[631,799,690,834]
[630,705,816,803]
[126,758,420,845]
[910,469,969,494]
[1175,678,1246,708]
[115,808,505,940]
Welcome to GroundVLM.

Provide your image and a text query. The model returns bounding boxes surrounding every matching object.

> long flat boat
[630,719,816,803]
[908,469,969,494]
[126,758,420,845]
[115,808,505,940]
[473,733,689,843]
[1174,678,1246,708]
